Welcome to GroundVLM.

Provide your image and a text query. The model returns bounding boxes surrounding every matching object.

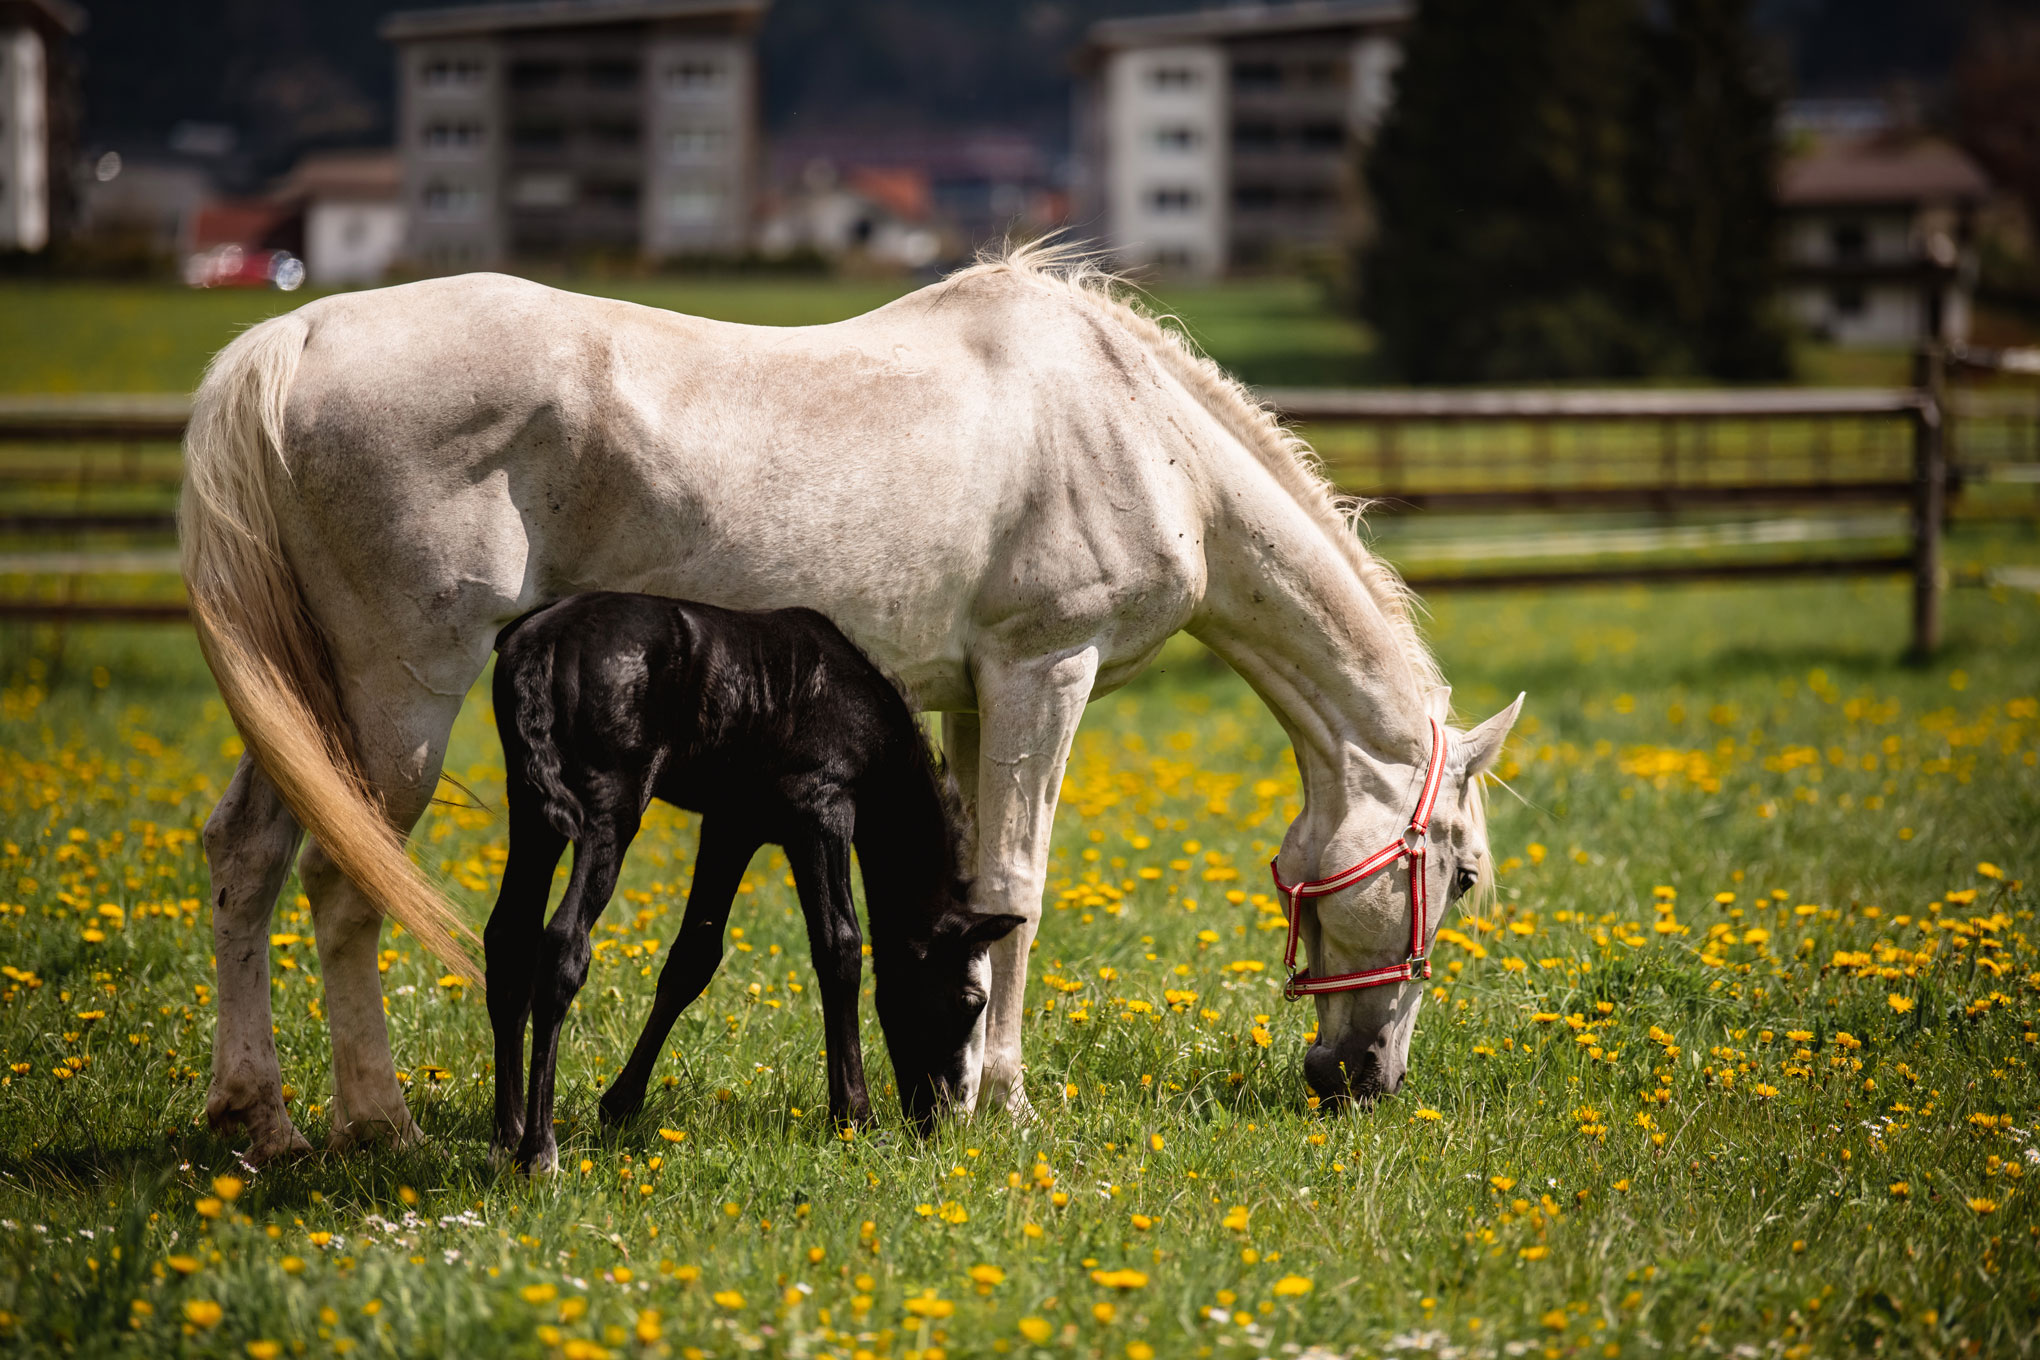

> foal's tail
[179,313,482,980]
[494,616,584,842]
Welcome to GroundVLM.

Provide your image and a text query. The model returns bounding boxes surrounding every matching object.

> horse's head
[875,900,1023,1134]
[1280,695,1522,1107]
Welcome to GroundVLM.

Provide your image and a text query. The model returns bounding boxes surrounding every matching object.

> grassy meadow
[1,569,2036,1359]
[0,272,2035,1358]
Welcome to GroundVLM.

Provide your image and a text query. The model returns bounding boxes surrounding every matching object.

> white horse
[181,245,1520,1160]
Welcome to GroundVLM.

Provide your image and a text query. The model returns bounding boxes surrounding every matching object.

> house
[1779,134,1992,347]
[0,0,84,252]
[381,0,768,272]
[280,150,405,285]
[1071,0,1410,278]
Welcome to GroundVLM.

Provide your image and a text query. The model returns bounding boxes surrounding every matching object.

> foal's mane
[944,240,1447,708]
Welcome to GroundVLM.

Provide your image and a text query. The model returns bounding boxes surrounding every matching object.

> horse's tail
[179,312,482,982]
[495,620,583,841]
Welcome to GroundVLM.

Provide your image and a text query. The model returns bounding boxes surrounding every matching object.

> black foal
[484,592,1020,1172]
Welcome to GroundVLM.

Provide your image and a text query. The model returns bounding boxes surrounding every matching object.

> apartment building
[382,0,766,270]
[1072,0,1409,277]
[0,0,84,253]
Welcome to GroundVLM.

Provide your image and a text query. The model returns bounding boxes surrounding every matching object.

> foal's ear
[936,911,1026,949]
[1456,692,1525,779]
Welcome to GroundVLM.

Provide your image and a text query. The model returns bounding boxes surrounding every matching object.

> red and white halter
[1269,717,1447,1000]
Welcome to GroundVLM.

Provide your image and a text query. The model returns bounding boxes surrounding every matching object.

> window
[421,58,485,89]
[1233,122,1278,153]
[665,60,727,92]
[666,186,724,225]
[589,119,641,150]
[1147,66,1200,90]
[1832,285,1866,317]
[1830,222,1868,263]
[1232,61,1281,91]
[422,181,480,219]
[1233,184,1277,211]
[1149,187,1200,214]
[512,120,567,152]
[422,120,484,151]
[587,60,639,91]
[509,61,566,91]
[584,179,640,211]
[666,126,728,161]
[510,172,575,209]
[1152,126,1201,151]
[1299,122,1343,151]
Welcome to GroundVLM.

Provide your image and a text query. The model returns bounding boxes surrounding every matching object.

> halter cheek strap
[1268,717,1448,1000]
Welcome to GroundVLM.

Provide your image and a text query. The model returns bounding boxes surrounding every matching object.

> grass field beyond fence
[1,570,2036,1359]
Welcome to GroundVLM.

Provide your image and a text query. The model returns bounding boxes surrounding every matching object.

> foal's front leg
[785,804,873,1129]
[517,813,636,1174]
[600,814,760,1125]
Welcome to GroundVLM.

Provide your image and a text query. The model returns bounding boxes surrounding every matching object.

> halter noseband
[1268,717,1447,1000]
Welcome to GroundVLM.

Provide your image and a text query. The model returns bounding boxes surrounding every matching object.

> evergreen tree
[1360,0,1788,382]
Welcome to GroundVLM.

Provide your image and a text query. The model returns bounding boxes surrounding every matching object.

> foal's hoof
[516,1144,560,1178]
[597,1091,642,1129]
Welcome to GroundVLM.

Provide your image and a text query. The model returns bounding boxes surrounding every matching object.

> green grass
[0,563,2036,1358]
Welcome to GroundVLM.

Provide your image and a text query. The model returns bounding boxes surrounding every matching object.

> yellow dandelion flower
[634,1311,661,1344]
[1019,1317,1053,1342]
[246,1342,281,1359]
[1519,1246,1549,1261]
[1091,1268,1150,1289]
[1272,1275,1314,1297]
[1221,1205,1249,1231]
[712,1290,746,1310]
[1890,1182,1910,1198]
[1967,1197,1997,1215]
[1414,1108,1444,1121]
[519,1284,557,1305]
[968,1264,1005,1287]
[182,1300,223,1329]
[1887,994,1914,1014]
[166,1255,200,1275]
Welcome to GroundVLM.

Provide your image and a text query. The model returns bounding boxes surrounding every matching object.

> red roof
[192,201,297,252]
[1780,135,1991,208]
[847,167,932,223]
[279,150,401,202]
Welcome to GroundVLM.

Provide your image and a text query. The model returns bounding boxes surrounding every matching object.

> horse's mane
[944,238,1448,710]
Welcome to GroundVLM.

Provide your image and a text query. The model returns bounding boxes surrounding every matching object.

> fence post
[1910,344,1946,658]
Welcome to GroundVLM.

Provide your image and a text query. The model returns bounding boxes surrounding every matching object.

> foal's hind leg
[484,780,569,1163]
[202,755,312,1163]
[600,813,759,1126]
[518,810,638,1173]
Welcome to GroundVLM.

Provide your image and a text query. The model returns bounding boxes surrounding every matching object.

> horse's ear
[1457,693,1524,778]
[1425,685,1453,725]
[936,911,1026,948]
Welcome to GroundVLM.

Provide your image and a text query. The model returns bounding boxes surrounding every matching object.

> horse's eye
[1453,865,1480,896]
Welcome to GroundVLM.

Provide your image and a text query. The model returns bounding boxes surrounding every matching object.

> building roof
[278,151,401,202]
[381,0,765,41]
[1084,0,1409,51]
[1780,135,1991,209]
[0,0,89,36]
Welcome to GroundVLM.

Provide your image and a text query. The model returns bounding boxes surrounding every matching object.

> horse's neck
[1189,472,1433,817]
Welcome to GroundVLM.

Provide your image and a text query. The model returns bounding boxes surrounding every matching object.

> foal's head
[865,757,1021,1134]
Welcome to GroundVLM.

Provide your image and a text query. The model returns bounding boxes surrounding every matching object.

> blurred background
[2,0,2039,637]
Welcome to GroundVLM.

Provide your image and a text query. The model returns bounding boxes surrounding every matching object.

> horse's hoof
[327,1114,425,1154]
[245,1124,314,1165]
[517,1144,559,1177]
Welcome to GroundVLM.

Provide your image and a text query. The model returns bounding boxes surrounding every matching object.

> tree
[1359,0,1789,382]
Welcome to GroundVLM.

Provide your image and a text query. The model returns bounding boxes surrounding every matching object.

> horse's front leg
[969,647,1100,1117]
[784,805,871,1129]
[484,787,569,1164]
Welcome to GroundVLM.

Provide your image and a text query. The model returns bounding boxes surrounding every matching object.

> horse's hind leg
[600,813,759,1125]
[484,770,569,1162]
[203,755,311,1163]
[300,666,472,1151]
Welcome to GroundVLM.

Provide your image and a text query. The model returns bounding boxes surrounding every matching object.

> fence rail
[5,345,2038,653]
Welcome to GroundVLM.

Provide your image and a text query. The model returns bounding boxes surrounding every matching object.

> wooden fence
[3,346,2037,655]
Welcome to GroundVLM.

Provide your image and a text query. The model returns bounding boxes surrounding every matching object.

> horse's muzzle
[1305,1037,1404,1109]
